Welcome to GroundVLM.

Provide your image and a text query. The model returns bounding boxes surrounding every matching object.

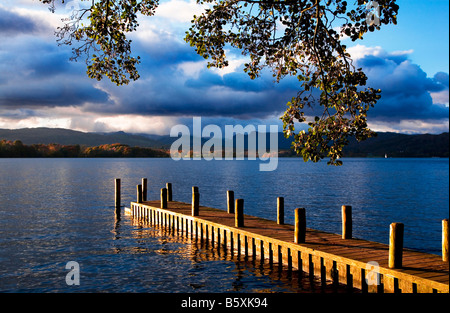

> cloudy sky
[0,0,448,135]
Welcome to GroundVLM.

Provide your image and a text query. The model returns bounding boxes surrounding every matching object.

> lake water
[0,157,448,293]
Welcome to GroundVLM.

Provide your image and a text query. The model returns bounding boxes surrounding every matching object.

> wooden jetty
[117,179,449,293]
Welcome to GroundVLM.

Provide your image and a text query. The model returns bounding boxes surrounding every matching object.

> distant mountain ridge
[0,127,165,148]
[343,132,449,158]
[1,127,448,158]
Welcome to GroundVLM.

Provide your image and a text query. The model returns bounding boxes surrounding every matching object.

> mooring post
[166,183,172,201]
[294,208,306,244]
[136,184,143,204]
[277,197,284,225]
[141,178,147,202]
[161,188,167,209]
[192,191,199,216]
[389,222,404,269]
[342,205,352,239]
[235,199,244,227]
[443,219,449,262]
[114,178,121,219]
[115,178,121,208]
[227,190,234,214]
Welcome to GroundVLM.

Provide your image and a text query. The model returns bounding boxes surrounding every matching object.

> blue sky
[0,0,448,135]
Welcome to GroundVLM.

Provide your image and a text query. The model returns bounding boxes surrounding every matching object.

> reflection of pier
[116,179,449,293]
[127,216,353,293]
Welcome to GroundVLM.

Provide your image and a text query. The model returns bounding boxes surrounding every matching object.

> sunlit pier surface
[118,180,449,293]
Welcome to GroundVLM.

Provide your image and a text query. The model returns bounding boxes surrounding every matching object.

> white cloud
[430,90,449,106]
[132,19,177,46]
[177,60,207,79]
[347,44,413,61]
[0,107,73,130]
[156,0,208,23]
[0,106,180,135]
[368,119,450,134]
[0,116,71,130]
[3,1,71,33]
[93,115,179,134]
[211,56,247,77]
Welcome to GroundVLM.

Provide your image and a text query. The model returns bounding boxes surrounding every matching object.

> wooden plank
[131,201,449,293]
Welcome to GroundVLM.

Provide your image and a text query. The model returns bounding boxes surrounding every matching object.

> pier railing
[115,178,449,293]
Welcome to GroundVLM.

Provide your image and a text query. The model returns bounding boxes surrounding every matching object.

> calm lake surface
[0,157,448,293]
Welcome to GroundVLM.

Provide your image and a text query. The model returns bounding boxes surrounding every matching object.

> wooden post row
[389,222,404,269]
[166,183,172,201]
[115,178,121,218]
[137,184,143,204]
[115,178,121,209]
[235,199,244,227]
[192,189,199,216]
[294,208,306,244]
[443,219,449,262]
[161,188,167,209]
[141,178,147,202]
[227,190,234,214]
[277,197,284,225]
[342,205,352,239]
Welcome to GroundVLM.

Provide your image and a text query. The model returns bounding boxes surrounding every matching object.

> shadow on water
[117,213,360,294]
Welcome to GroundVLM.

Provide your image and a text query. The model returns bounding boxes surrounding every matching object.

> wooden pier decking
[123,196,449,294]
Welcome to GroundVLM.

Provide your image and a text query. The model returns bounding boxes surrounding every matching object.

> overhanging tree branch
[41,0,399,165]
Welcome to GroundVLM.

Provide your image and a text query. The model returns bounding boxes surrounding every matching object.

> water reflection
[122,214,358,293]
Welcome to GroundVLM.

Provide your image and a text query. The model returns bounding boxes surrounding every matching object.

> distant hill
[1,127,448,158]
[265,131,448,158]
[0,128,165,148]
[343,132,449,158]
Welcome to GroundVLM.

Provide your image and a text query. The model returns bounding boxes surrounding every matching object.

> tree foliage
[41,0,399,165]
[41,0,159,85]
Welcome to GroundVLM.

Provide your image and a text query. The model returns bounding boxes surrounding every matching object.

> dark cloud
[0,37,110,107]
[432,72,449,88]
[185,71,224,89]
[77,41,449,125]
[355,53,449,122]
[0,7,43,35]
[0,108,38,120]
[385,53,409,65]
[24,49,72,79]
[81,39,298,119]
[0,79,109,107]
[358,55,390,68]
[87,73,295,119]
[222,71,275,92]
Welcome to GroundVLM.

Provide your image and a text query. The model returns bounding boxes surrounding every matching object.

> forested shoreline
[0,140,169,158]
